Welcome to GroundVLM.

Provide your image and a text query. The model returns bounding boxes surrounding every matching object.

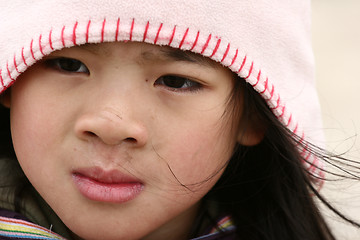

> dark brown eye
[154,75,202,92]
[46,57,89,74]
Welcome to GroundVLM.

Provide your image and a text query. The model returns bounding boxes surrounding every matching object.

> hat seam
[0,17,322,182]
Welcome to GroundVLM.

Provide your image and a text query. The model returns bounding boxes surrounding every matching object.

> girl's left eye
[45,57,89,74]
[154,75,202,92]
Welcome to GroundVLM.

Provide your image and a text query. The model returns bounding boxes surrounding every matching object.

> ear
[0,89,11,108]
[237,122,266,146]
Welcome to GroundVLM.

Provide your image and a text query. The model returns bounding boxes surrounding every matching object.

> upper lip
[72,166,142,184]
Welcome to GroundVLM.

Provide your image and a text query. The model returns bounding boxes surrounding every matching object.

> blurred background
[312,0,360,239]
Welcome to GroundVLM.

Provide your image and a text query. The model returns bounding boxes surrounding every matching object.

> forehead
[77,42,219,68]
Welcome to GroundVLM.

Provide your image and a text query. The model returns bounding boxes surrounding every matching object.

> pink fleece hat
[0,0,324,180]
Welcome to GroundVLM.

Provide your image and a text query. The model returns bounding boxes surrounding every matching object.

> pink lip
[72,167,144,203]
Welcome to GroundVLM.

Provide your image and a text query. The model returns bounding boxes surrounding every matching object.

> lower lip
[72,174,144,203]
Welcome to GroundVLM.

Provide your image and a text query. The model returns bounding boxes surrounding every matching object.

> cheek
[9,81,67,184]
[11,107,46,180]
[154,113,236,189]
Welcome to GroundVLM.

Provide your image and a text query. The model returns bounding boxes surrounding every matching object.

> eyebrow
[78,43,218,68]
[156,48,218,68]
[78,44,110,56]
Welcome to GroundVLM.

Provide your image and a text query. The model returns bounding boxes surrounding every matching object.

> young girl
[0,1,357,239]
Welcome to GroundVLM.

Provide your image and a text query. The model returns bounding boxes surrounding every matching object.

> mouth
[72,167,144,203]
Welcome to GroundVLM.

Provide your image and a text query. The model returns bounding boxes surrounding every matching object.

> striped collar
[191,216,236,240]
[0,216,66,240]
[0,215,236,240]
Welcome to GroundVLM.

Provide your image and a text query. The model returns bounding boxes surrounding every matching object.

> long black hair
[189,78,360,239]
[0,105,14,159]
[1,77,359,240]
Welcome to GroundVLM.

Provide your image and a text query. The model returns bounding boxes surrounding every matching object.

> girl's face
[6,42,255,240]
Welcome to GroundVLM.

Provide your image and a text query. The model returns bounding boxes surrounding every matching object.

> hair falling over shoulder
[0,81,360,240]
[192,79,360,240]
[0,105,14,159]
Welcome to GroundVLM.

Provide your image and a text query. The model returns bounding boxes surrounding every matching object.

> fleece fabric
[0,0,324,179]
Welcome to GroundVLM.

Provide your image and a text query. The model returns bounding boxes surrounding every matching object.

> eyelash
[154,75,203,93]
[44,57,90,74]
[43,57,203,92]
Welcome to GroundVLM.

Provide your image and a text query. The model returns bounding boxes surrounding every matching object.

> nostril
[74,113,147,146]
[84,131,97,137]
[79,130,139,145]
[125,137,137,143]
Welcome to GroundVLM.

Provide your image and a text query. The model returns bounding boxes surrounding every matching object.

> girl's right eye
[45,57,89,74]
[154,75,203,93]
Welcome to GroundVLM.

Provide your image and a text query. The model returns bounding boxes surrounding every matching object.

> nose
[74,107,148,147]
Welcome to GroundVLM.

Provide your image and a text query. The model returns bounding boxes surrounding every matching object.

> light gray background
[312,0,360,239]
